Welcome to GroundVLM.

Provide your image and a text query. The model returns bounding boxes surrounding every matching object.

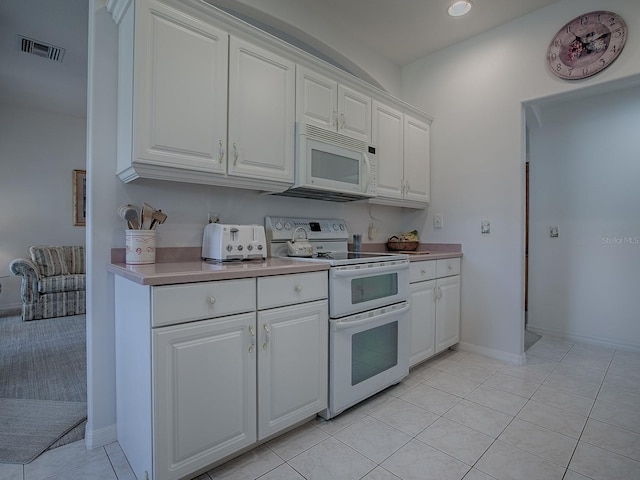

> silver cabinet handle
[333,110,338,128]
[233,143,239,165]
[248,325,256,352]
[339,112,345,129]
[218,140,225,163]
[262,323,270,350]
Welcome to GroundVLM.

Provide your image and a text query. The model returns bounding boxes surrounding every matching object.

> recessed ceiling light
[448,0,473,17]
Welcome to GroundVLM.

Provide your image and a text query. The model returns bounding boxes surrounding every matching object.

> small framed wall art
[73,169,87,226]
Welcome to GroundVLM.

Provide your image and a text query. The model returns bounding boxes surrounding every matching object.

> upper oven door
[329,259,409,318]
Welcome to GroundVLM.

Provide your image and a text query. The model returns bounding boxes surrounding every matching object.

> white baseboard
[0,303,22,315]
[526,324,640,352]
[457,342,527,366]
[85,423,118,450]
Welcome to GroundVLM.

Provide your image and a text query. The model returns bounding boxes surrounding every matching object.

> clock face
[547,11,627,80]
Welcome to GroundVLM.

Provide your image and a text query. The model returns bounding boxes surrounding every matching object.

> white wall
[527,85,640,350]
[402,0,640,361]
[0,104,86,310]
[208,0,403,96]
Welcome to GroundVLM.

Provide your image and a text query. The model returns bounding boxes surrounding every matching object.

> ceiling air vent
[18,35,65,62]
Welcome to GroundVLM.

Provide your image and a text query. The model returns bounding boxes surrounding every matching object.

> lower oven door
[322,300,410,419]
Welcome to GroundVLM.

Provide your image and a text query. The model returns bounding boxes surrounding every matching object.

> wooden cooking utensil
[149,210,167,230]
[141,203,154,230]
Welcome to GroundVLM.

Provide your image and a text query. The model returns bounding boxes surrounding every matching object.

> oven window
[351,273,398,304]
[351,321,398,385]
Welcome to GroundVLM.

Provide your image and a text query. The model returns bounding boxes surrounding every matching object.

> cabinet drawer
[436,258,461,277]
[152,278,256,327]
[258,272,328,309]
[409,260,436,283]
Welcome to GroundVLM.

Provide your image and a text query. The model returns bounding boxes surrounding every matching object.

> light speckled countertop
[108,243,462,286]
[107,257,329,286]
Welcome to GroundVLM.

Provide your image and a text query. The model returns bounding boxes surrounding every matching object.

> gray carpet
[0,399,87,464]
[0,313,86,463]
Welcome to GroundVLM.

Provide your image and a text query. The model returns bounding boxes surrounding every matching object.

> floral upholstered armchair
[9,245,86,321]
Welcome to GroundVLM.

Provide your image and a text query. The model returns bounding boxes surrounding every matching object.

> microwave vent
[18,35,65,62]
[303,123,368,151]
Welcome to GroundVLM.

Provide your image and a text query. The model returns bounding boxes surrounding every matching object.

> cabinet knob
[294,284,303,293]
[421,269,426,275]
[208,296,216,305]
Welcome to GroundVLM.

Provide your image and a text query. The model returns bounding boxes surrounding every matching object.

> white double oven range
[265,216,410,419]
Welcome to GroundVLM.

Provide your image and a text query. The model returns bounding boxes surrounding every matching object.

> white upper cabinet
[113,0,294,191]
[371,100,404,200]
[123,0,228,177]
[228,37,295,183]
[371,99,431,208]
[296,65,372,143]
[403,114,431,204]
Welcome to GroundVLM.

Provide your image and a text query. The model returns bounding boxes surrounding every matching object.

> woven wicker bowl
[386,237,419,251]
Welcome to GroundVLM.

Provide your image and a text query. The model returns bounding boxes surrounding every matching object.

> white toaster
[202,223,267,261]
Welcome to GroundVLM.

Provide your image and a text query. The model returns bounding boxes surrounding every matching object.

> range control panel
[265,217,350,242]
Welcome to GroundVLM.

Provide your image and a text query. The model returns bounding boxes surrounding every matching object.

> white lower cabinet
[257,300,328,439]
[408,258,461,367]
[153,312,257,480]
[114,271,328,480]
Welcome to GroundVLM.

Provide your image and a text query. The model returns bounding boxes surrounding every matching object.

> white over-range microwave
[274,122,377,202]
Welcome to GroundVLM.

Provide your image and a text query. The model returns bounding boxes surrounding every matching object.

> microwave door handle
[332,303,410,330]
[331,261,409,278]
[362,153,370,192]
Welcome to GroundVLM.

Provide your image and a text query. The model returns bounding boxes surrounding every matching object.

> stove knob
[275,221,283,230]
[284,222,292,230]
[339,224,345,230]
[257,245,263,250]
[237,245,243,251]
[247,245,253,251]
[226,245,233,252]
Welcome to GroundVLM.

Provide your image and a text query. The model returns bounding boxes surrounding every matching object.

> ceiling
[0,0,560,117]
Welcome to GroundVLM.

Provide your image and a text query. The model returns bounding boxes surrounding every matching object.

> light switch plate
[434,214,443,229]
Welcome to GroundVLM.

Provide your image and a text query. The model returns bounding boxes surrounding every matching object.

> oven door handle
[331,261,409,277]
[331,302,410,330]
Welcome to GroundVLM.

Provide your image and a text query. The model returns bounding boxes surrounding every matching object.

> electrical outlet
[481,220,491,234]
[434,214,443,229]
[550,226,559,237]
[208,212,220,224]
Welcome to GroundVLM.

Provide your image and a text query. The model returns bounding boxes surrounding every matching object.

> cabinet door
[403,114,431,203]
[135,0,228,173]
[435,276,461,354]
[338,84,372,142]
[257,300,328,439]
[228,37,295,183]
[296,65,337,130]
[409,280,436,367]
[372,100,404,200]
[153,312,257,480]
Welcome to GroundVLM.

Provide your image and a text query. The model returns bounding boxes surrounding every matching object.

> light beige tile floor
[2,336,639,480]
